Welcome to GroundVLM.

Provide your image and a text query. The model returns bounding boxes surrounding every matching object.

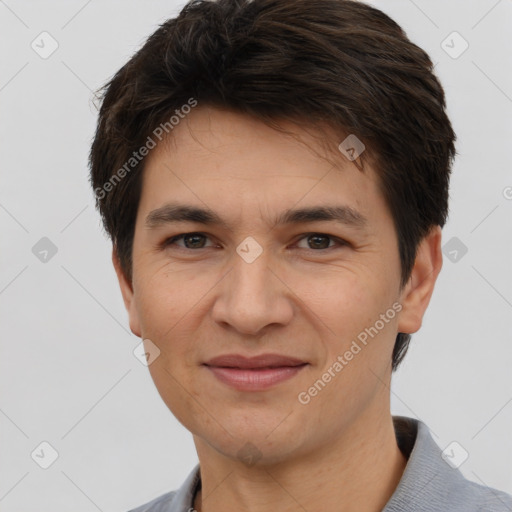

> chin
[207,434,301,468]
[194,413,308,465]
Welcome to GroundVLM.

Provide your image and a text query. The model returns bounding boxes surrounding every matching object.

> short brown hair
[89,0,457,371]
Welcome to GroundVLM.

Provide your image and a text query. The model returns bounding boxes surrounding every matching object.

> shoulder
[387,416,512,512]
[127,489,178,512]
[452,477,512,512]
[126,463,201,512]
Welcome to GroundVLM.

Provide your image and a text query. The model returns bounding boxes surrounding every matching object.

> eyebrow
[145,203,368,231]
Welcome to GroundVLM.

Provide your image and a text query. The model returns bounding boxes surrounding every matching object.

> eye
[295,233,348,251]
[163,232,215,250]
[161,232,348,252]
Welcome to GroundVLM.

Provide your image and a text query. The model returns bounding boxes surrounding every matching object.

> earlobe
[112,248,142,338]
[397,226,443,334]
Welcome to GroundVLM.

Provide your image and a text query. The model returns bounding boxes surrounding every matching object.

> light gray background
[1,0,511,510]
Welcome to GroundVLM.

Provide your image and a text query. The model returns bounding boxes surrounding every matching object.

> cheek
[133,268,215,378]
[305,269,399,364]
[297,269,383,329]
[133,262,201,337]
[146,358,206,435]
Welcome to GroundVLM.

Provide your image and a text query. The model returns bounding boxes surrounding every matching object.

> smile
[205,364,308,391]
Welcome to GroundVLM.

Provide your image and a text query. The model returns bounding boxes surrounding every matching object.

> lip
[205,353,306,369]
[203,353,308,391]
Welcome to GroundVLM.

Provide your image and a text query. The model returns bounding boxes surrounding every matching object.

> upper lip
[204,354,307,369]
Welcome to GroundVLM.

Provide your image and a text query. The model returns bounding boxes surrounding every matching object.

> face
[115,106,440,466]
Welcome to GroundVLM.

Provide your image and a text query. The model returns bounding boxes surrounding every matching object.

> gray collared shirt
[129,416,512,512]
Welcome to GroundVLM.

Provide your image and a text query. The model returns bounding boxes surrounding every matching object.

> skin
[113,106,443,512]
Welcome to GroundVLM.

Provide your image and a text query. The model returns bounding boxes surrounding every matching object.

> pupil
[185,234,205,248]
[309,235,329,249]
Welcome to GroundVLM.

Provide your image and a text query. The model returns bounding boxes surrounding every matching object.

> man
[89,0,512,510]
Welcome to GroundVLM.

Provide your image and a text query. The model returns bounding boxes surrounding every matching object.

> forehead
[137,106,390,229]
[150,106,365,176]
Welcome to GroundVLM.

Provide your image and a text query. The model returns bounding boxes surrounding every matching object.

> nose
[211,247,294,336]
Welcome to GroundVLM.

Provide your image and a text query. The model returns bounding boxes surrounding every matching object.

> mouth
[203,353,308,391]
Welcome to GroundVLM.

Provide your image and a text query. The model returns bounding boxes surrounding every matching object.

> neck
[193,411,407,512]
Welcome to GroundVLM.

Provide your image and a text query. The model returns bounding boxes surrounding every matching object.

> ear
[112,248,142,338]
[397,226,443,334]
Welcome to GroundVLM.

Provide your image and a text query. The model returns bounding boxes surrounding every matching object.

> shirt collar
[383,415,483,511]
[168,463,201,512]
[166,416,489,512]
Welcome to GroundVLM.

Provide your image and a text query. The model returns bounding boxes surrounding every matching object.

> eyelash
[162,232,349,252]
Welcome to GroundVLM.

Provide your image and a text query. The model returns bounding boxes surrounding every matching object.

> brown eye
[164,232,213,249]
[306,234,332,249]
[182,234,207,248]
[296,233,346,250]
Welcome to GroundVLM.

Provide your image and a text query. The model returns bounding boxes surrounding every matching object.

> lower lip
[205,364,307,391]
